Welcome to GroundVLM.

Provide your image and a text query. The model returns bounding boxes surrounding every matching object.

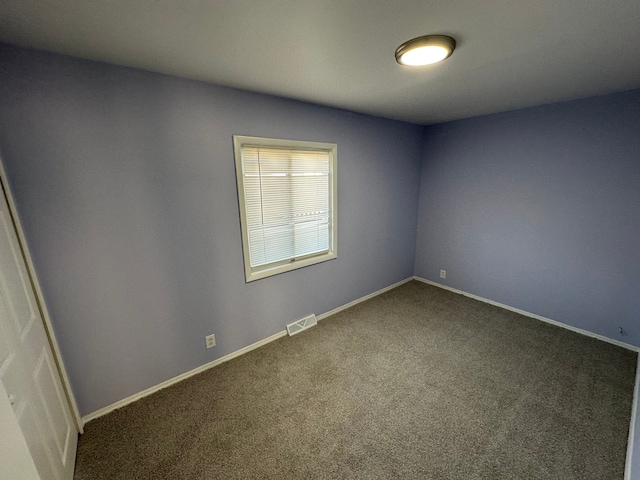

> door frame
[0,156,82,433]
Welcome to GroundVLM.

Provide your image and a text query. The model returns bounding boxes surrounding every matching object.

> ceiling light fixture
[395,35,456,67]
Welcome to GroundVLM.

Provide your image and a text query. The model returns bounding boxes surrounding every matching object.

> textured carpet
[74,281,637,479]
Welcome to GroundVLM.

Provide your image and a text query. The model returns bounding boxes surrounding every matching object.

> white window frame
[233,135,337,282]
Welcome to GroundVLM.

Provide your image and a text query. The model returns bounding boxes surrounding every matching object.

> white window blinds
[234,136,337,282]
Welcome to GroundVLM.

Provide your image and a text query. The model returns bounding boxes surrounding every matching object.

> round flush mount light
[395,35,456,67]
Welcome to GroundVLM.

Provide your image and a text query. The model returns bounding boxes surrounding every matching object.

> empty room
[1,1,639,479]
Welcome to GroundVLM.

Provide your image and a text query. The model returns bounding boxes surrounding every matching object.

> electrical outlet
[205,334,216,349]
[440,270,446,279]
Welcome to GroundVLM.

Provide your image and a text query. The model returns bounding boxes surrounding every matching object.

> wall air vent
[286,314,317,336]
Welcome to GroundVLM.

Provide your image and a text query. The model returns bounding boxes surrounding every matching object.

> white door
[0,181,77,480]
[0,381,41,480]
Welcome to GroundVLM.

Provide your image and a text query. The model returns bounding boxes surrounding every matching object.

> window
[233,136,337,282]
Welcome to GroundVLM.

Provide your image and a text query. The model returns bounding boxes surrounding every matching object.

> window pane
[234,136,336,281]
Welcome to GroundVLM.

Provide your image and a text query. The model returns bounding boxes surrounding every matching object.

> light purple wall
[0,44,424,415]
[1,44,638,471]
[415,89,640,347]
[414,91,640,477]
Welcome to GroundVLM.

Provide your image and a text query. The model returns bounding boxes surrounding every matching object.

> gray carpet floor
[74,280,637,479]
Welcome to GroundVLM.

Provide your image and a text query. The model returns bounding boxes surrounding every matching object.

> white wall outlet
[440,270,446,279]
[205,334,216,349]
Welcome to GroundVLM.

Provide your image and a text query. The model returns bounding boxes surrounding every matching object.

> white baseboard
[83,275,640,478]
[317,277,413,321]
[83,276,414,425]
[413,276,640,353]
[414,276,640,480]
[82,330,287,424]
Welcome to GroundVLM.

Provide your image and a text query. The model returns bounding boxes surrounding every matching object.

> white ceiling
[1,0,640,125]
